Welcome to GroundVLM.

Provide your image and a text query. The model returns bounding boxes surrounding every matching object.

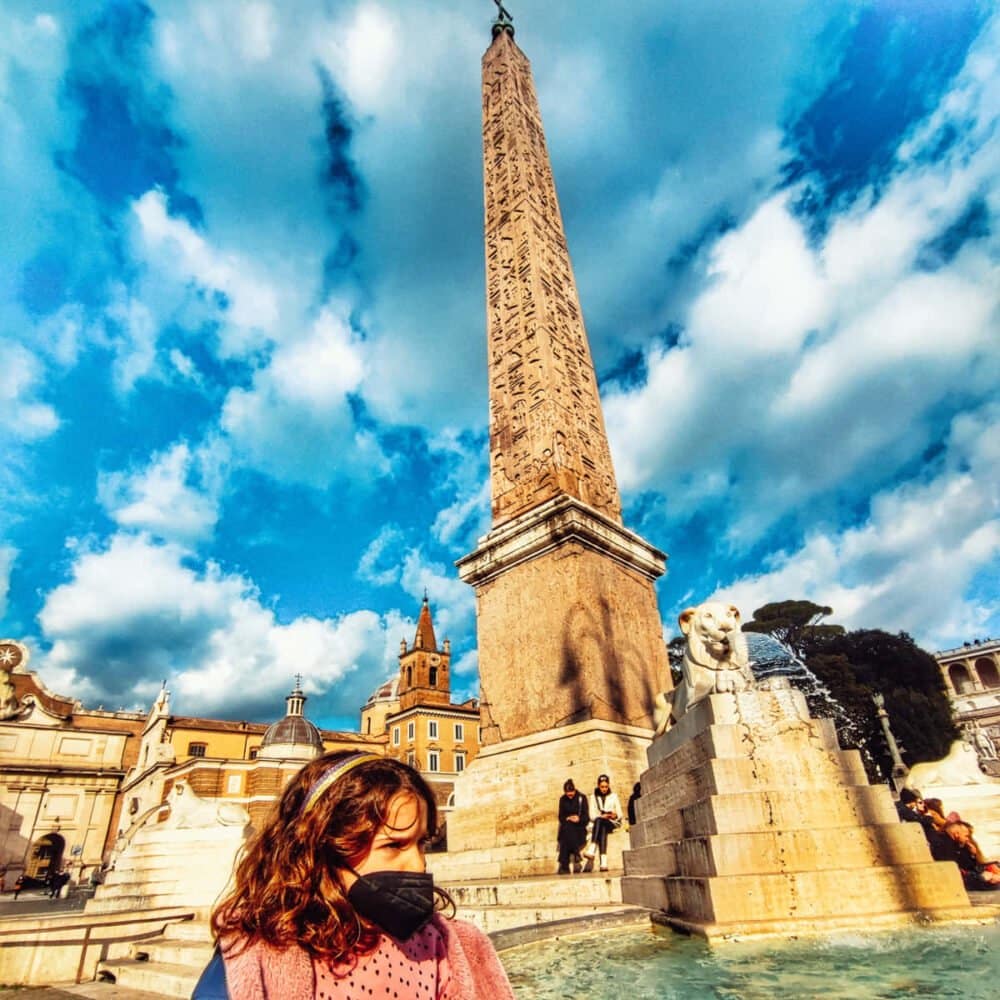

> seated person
[921,797,949,832]
[896,788,935,836]
[928,820,1000,890]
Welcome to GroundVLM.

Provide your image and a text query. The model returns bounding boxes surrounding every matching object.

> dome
[258,681,325,760]
[364,676,399,708]
[260,714,324,751]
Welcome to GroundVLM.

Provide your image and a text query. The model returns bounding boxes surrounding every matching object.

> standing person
[12,874,25,900]
[582,774,623,873]
[200,751,516,1000]
[556,779,590,875]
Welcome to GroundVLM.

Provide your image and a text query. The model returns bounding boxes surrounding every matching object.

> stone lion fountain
[623,601,981,940]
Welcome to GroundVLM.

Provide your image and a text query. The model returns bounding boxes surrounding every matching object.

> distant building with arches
[936,637,1000,769]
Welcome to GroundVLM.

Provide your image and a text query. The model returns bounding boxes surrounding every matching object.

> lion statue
[905,740,1000,789]
[654,601,754,735]
[161,780,251,829]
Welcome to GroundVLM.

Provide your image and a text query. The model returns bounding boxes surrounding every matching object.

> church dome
[364,676,399,708]
[258,680,324,760]
[260,714,324,751]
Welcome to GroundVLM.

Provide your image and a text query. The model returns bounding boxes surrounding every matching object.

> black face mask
[347,870,435,941]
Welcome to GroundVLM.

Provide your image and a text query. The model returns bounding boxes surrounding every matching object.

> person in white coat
[582,774,623,873]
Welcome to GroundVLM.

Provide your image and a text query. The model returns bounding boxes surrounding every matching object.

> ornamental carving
[482,33,621,526]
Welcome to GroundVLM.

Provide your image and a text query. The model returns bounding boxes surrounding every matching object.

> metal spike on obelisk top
[492,0,514,37]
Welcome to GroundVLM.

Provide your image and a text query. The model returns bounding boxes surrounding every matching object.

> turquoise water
[501,922,1000,999]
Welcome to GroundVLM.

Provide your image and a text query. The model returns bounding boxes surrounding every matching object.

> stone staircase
[97,915,214,998]
[87,824,244,915]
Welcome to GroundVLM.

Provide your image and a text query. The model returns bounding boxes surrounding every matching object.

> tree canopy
[743,602,957,779]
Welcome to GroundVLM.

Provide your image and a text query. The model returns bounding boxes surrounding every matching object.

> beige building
[361,598,481,806]
[936,637,1000,771]
[119,681,384,836]
[0,639,144,886]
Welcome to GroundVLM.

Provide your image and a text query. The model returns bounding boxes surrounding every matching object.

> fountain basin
[500,919,1000,999]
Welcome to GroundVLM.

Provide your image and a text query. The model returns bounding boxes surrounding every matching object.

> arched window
[429,667,438,686]
[976,657,1000,689]
[949,664,975,695]
[407,666,412,686]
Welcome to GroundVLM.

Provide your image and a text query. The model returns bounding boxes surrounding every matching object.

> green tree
[743,600,844,654]
[744,602,957,779]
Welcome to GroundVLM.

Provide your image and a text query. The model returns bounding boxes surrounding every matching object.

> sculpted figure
[654,602,753,735]
[162,780,250,829]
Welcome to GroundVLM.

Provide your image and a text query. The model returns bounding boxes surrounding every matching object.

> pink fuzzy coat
[221,914,516,1000]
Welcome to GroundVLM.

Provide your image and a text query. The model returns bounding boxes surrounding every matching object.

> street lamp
[873,692,909,792]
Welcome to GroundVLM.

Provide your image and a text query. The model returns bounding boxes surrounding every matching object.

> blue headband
[301,752,382,814]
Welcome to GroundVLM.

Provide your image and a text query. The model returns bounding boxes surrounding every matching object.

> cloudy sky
[2,0,997,729]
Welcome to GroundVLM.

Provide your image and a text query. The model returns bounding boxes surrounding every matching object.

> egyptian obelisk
[436,5,671,878]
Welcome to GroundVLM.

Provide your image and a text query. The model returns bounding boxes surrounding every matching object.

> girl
[581,774,623,873]
[203,751,516,999]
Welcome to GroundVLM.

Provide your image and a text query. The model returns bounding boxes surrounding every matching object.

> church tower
[457,10,669,745]
[397,595,452,711]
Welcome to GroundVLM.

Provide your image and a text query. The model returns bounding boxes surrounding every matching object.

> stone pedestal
[622,685,980,940]
[428,719,651,880]
[457,496,669,743]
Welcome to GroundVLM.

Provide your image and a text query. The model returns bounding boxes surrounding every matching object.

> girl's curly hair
[211,751,451,962]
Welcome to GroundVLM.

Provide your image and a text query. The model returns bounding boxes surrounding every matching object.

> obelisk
[437,6,671,878]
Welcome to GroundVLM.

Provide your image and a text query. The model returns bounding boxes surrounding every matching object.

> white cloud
[220,304,386,488]
[98,441,225,545]
[36,532,404,718]
[132,189,280,359]
[0,340,59,440]
[0,545,15,619]
[713,403,1000,649]
[357,524,406,586]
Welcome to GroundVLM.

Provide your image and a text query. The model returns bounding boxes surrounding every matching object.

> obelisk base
[622,684,985,940]
[427,719,651,880]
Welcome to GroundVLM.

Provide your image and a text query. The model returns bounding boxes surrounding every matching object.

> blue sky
[2,0,997,730]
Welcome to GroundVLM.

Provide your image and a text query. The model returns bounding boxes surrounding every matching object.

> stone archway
[975,657,1000,689]
[949,663,975,695]
[26,832,65,881]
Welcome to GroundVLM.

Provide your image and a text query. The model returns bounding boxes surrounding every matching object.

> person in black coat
[557,779,590,874]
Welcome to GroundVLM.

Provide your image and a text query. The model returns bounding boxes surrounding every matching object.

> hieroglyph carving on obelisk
[482,26,621,527]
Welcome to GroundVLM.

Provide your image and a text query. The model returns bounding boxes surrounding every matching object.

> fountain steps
[623,687,983,939]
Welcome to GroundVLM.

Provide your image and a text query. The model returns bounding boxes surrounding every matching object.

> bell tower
[397,595,451,711]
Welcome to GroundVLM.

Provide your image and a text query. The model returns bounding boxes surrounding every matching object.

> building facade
[361,598,481,807]
[0,639,144,886]
[936,637,1000,771]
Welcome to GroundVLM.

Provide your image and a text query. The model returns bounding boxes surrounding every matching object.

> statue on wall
[969,720,998,761]
[654,602,753,735]
[0,641,24,720]
[161,780,250,830]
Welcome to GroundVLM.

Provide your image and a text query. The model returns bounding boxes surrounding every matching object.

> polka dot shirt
[314,923,451,1000]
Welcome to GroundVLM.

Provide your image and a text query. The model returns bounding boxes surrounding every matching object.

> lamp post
[873,692,909,792]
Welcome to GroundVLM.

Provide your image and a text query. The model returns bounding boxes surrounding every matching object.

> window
[454,723,464,742]
[407,721,415,741]
[407,752,416,767]
[428,720,438,739]
[188,742,207,758]
[454,752,466,773]
[428,751,440,772]
[249,748,259,760]
[392,726,401,746]
[429,667,438,686]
